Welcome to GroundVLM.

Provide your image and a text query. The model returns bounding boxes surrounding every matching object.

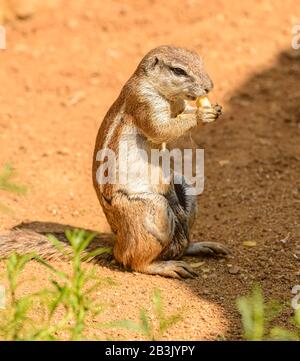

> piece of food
[196,96,211,108]
[243,241,257,247]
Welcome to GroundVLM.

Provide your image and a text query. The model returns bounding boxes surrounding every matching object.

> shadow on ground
[172,48,300,338]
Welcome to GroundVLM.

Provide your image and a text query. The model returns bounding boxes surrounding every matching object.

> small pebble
[228,266,240,275]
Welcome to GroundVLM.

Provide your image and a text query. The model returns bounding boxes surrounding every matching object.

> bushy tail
[0,228,115,262]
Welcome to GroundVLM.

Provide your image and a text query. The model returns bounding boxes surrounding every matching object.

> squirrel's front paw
[196,104,222,125]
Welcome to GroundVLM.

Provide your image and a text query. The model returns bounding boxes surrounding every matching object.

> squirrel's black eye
[169,67,188,77]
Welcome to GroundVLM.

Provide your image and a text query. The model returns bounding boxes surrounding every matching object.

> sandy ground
[0,0,300,340]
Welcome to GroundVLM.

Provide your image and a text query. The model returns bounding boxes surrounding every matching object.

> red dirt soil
[0,0,300,340]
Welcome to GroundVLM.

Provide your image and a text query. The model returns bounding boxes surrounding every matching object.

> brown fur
[92,46,229,279]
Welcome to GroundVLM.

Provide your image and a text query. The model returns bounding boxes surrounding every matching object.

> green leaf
[236,285,265,341]
[81,247,112,262]
[160,313,183,334]
[153,288,163,320]
[139,308,153,339]
[0,164,27,195]
[47,234,69,257]
[33,256,67,280]
[270,327,299,341]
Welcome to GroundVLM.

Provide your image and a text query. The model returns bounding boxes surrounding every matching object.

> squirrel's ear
[144,56,161,74]
[149,56,159,69]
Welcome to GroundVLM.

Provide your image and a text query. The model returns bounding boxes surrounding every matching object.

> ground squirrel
[0,46,228,278]
[92,45,229,279]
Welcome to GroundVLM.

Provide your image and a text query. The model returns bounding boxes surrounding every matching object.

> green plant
[237,285,300,340]
[0,164,27,194]
[103,288,184,340]
[0,164,27,212]
[1,253,36,340]
[0,229,112,340]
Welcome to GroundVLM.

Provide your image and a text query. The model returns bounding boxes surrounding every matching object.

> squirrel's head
[137,45,214,101]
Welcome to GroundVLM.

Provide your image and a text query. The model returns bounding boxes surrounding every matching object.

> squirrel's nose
[203,78,214,94]
[197,77,213,96]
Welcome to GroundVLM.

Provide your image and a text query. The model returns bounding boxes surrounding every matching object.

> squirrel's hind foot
[138,260,198,279]
[185,242,230,256]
